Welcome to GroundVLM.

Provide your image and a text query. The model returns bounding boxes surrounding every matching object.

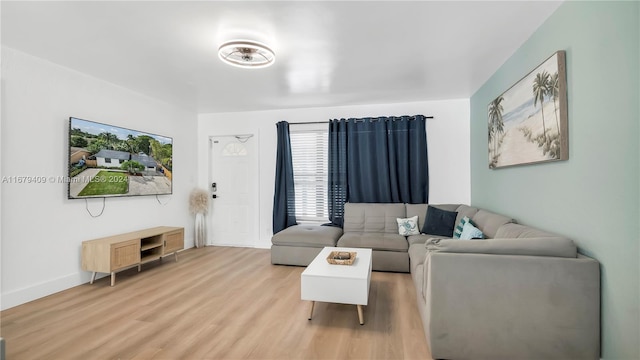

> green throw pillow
[460,222,485,240]
[453,216,475,239]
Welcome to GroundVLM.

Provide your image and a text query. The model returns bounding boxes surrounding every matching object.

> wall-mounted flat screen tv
[68,117,173,199]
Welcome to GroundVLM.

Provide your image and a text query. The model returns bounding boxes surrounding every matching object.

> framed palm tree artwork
[488,50,568,169]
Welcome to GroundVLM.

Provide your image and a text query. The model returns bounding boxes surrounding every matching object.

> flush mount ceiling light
[218,40,275,69]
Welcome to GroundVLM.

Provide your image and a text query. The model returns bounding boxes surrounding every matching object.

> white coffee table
[301,246,373,325]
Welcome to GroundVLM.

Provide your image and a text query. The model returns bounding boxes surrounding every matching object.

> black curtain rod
[288,121,329,125]
[288,116,434,125]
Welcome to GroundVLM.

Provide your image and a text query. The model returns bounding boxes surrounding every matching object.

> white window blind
[290,124,329,223]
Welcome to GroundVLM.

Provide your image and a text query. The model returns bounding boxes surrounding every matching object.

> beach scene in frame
[488,50,568,169]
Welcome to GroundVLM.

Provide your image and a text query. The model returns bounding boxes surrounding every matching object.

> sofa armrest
[425,237,577,258]
[423,252,600,359]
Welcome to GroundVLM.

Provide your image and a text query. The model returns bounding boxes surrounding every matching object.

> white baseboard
[1,272,85,310]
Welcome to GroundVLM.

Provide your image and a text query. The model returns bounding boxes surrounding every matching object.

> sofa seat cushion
[407,234,449,246]
[409,243,428,274]
[271,225,343,247]
[337,232,408,252]
[495,223,559,239]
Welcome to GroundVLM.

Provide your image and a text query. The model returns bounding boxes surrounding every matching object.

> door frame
[207,133,259,247]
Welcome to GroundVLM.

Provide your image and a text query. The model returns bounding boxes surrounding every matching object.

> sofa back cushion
[454,205,480,228]
[471,209,515,238]
[495,223,559,239]
[425,237,577,258]
[343,203,406,234]
[405,203,459,231]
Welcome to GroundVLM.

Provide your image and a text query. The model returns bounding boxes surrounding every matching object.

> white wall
[0,47,198,310]
[198,99,470,249]
[0,40,3,311]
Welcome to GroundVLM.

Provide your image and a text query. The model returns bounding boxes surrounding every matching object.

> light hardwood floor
[1,247,431,359]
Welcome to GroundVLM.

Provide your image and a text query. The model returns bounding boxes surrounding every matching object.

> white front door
[208,135,258,247]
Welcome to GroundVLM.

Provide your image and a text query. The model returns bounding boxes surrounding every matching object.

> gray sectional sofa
[271,203,600,359]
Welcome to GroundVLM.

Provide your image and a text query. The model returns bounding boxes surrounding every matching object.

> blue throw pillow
[422,206,458,237]
[460,222,485,240]
[453,216,471,239]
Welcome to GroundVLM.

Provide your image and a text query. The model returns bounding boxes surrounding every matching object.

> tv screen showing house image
[68,117,173,199]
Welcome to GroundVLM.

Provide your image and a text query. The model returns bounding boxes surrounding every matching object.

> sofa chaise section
[271,225,343,266]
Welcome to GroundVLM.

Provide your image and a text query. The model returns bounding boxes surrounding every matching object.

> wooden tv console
[81,226,184,286]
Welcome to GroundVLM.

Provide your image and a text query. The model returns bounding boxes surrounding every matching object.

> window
[222,142,247,157]
[290,124,328,223]
[104,158,112,163]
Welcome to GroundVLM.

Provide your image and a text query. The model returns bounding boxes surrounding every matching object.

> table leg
[308,301,315,320]
[110,272,115,287]
[357,305,364,325]
[90,272,97,284]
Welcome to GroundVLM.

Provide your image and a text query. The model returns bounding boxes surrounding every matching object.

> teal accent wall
[470,1,639,358]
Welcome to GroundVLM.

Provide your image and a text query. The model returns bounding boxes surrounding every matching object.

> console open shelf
[82,226,184,286]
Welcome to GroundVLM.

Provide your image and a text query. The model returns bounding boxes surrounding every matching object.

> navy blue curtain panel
[388,116,429,203]
[328,115,429,226]
[273,121,297,234]
[328,120,348,227]
[346,119,392,203]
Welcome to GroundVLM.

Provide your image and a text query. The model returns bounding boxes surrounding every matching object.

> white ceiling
[1,1,562,114]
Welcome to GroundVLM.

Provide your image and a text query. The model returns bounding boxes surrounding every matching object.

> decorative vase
[189,188,210,248]
[194,212,206,248]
